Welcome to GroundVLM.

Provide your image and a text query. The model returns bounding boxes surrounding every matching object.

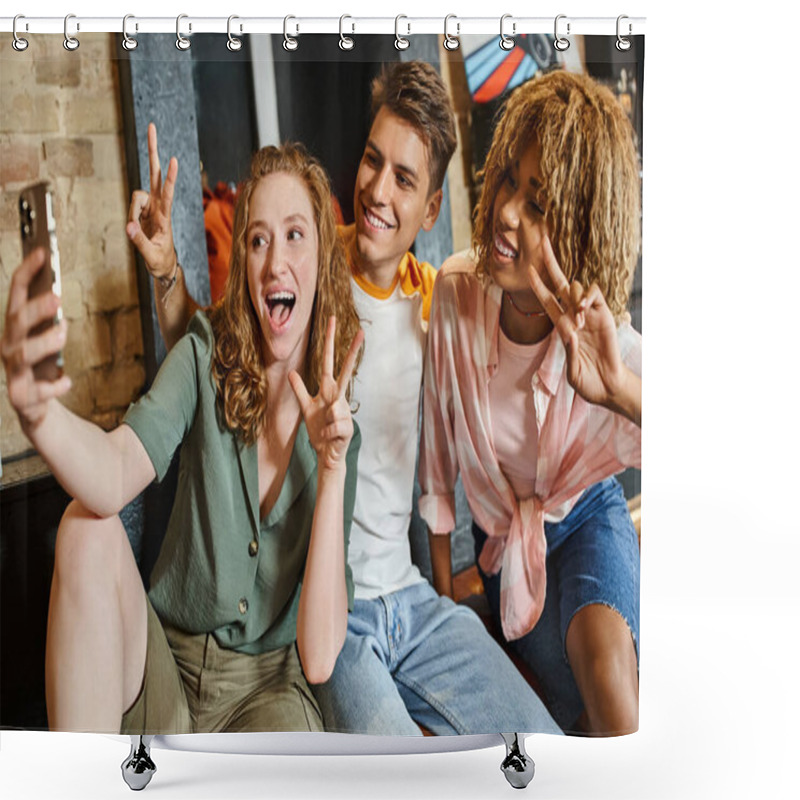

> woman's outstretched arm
[419,271,461,598]
[2,249,155,516]
[289,317,364,684]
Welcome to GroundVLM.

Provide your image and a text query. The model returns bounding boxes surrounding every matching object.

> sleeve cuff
[120,416,170,483]
[418,493,456,534]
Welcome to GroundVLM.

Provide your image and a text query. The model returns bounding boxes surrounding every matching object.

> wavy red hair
[209,144,361,444]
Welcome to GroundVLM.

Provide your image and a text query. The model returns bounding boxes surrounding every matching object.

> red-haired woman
[2,144,364,735]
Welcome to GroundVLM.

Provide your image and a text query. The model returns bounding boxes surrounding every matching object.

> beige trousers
[121,596,323,734]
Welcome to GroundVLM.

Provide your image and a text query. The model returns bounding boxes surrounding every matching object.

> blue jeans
[474,477,640,732]
[312,581,562,735]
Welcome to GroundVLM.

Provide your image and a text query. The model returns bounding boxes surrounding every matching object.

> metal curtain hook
[395,15,410,50]
[616,15,632,51]
[553,14,570,51]
[443,14,460,51]
[122,14,138,51]
[63,13,80,51]
[500,14,515,51]
[339,15,354,51]
[283,16,298,51]
[176,14,191,51]
[12,14,29,51]
[227,15,242,52]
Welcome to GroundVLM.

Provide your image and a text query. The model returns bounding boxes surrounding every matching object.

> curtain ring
[553,14,570,51]
[63,14,80,51]
[227,15,242,52]
[443,14,460,51]
[339,15,355,51]
[283,16,298,51]
[394,15,410,50]
[176,14,191,51]
[12,15,29,52]
[499,14,515,51]
[616,15,632,52]
[122,14,138,51]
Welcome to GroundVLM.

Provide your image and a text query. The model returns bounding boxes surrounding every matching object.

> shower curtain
[0,21,644,744]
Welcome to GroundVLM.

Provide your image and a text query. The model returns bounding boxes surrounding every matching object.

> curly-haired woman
[420,70,642,735]
[1,143,364,734]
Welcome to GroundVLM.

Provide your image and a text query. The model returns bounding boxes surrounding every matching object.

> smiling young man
[129,61,560,736]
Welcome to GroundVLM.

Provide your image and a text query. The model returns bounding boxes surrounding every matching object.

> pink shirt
[488,329,548,501]
[419,253,641,641]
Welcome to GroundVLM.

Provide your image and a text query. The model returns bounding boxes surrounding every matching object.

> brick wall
[1,34,144,462]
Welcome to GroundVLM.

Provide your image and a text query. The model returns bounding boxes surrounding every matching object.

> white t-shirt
[346,249,436,600]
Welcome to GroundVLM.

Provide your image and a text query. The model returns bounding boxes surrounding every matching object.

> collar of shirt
[339,224,435,324]
[236,420,316,534]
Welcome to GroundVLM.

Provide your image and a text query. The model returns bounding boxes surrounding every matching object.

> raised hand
[126,122,178,282]
[288,317,364,472]
[528,236,631,412]
[1,248,72,430]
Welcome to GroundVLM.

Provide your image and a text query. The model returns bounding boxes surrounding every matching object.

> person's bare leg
[565,603,638,736]
[45,500,148,732]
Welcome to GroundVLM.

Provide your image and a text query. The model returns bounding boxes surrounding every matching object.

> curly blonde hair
[473,70,641,321]
[209,144,361,444]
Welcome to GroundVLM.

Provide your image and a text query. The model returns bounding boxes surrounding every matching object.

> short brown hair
[210,143,361,444]
[473,70,641,322]
[371,61,457,195]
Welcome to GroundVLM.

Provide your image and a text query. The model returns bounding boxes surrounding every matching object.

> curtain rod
[0,15,646,37]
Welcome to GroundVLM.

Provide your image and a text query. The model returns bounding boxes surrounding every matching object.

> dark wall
[271,34,398,224]
[191,34,260,189]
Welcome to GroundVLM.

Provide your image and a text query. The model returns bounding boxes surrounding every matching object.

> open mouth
[494,233,518,260]
[362,204,394,232]
[266,291,296,329]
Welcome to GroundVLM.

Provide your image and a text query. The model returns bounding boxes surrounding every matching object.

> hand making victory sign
[528,236,641,426]
[126,122,179,282]
[289,316,365,472]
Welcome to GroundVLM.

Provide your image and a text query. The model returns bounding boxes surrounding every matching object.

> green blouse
[124,312,358,655]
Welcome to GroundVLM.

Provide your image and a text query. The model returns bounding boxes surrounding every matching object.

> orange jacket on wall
[203,182,237,304]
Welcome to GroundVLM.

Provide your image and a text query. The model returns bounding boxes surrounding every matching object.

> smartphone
[19,181,64,381]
